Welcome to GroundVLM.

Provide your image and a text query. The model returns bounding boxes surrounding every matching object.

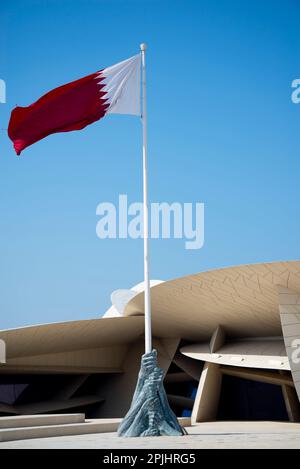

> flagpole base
[118,350,186,437]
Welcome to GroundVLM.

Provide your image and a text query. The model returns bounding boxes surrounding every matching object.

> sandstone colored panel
[210,326,225,353]
[181,338,289,370]
[125,261,300,340]
[0,316,144,359]
[191,362,222,423]
[4,346,128,372]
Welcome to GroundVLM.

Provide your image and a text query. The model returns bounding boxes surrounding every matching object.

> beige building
[1,260,300,423]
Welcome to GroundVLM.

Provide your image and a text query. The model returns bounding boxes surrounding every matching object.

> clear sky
[0,0,299,329]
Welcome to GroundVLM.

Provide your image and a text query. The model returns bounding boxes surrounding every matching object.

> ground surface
[1,421,300,449]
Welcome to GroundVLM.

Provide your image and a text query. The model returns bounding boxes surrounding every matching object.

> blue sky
[0,0,299,329]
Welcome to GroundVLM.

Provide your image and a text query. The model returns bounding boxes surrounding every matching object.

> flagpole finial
[140,43,147,51]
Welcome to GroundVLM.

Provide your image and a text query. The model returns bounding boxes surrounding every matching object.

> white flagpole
[140,43,152,354]
[119,45,184,439]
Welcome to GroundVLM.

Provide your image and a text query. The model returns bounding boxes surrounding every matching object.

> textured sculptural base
[118,350,186,437]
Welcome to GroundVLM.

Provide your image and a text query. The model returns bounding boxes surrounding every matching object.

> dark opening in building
[217,375,289,421]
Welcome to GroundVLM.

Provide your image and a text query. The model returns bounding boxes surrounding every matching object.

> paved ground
[1,421,300,449]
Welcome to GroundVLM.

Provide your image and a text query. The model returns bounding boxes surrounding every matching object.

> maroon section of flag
[8,55,141,155]
[8,72,108,155]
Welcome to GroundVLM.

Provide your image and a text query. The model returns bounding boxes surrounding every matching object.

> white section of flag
[96,55,141,116]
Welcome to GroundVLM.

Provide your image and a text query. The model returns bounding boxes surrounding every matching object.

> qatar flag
[8,55,141,155]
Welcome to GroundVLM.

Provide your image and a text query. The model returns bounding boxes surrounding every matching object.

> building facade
[1,261,300,422]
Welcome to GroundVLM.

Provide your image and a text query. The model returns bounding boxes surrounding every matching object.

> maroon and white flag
[8,55,141,155]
